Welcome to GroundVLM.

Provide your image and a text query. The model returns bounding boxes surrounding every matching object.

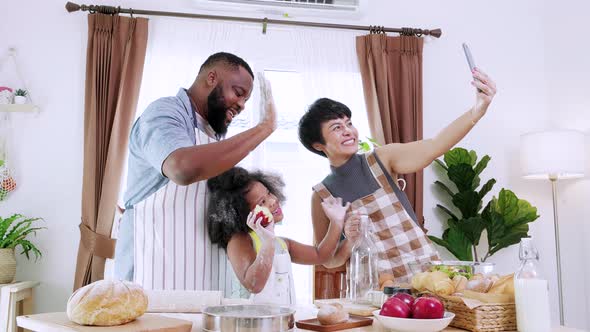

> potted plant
[429,147,540,262]
[0,214,44,283]
[13,89,27,104]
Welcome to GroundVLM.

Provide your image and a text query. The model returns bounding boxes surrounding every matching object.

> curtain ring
[129,8,134,18]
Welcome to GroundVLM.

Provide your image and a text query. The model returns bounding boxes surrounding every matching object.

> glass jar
[348,215,379,304]
[514,238,551,332]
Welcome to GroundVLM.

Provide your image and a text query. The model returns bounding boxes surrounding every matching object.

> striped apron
[132,117,235,295]
[313,153,439,283]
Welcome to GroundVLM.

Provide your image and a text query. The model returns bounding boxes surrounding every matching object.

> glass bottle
[348,215,379,304]
[514,238,551,332]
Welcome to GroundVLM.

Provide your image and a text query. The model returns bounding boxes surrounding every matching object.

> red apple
[253,205,273,227]
[412,296,445,319]
[393,293,415,311]
[380,297,411,318]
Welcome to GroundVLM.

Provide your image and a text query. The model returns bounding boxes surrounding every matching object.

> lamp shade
[520,130,586,180]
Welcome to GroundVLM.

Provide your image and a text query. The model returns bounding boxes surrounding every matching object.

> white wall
[542,0,590,329]
[0,0,587,329]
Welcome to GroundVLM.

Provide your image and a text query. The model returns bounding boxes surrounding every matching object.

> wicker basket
[0,248,16,283]
[442,295,516,332]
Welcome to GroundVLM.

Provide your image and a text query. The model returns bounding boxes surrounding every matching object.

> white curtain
[114,17,369,304]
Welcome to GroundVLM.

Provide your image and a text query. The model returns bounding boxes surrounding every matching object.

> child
[207,167,349,305]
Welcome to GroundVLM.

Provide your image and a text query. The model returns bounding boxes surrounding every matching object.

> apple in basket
[253,205,274,227]
[412,296,445,319]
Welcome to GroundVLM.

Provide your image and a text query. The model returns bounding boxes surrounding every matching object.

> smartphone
[463,43,482,92]
[462,43,476,72]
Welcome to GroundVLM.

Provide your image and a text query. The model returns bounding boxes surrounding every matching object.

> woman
[297,68,497,282]
[207,167,350,305]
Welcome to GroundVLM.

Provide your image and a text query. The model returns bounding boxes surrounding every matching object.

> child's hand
[344,211,361,243]
[247,210,275,243]
[321,197,350,229]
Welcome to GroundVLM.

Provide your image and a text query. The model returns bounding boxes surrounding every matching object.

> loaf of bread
[466,277,494,293]
[452,275,468,293]
[488,274,515,297]
[317,303,349,325]
[67,279,148,326]
[434,279,455,296]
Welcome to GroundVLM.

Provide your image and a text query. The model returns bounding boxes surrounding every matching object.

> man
[297,68,496,282]
[115,52,276,293]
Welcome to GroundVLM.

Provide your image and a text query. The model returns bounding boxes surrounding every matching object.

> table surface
[17,308,586,332]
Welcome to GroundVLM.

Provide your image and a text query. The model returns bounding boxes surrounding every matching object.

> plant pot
[13,96,27,104]
[0,248,17,283]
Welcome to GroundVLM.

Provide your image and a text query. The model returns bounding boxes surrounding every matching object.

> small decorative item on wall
[0,87,13,105]
[13,89,27,104]
[0,127,16,201]
[0,159,16,201]
[0,49,40,113]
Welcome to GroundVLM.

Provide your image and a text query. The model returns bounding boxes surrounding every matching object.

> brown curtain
[74,13,148,290]
[356,34,425,226]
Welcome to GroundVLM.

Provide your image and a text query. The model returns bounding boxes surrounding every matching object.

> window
[230,70,369,303]
[107,19,369,304]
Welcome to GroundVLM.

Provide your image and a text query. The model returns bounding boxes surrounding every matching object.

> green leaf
[430,225,473,261]
[452,191,481,219]
[434,159,448,171]
[448,164,476,192]
[0,214,23,241]
[482,190,540,260]
[471,175,481,191]
[474,155,491,176]
[434,181,455,198]
[444,148,472,167]
[478,179,496,200]
[0,160,4,167]
[469,150,478,166]
[436,204,459,222]
[456,217,486,246]
[496,189,520,222]
[358,141,371,152]
[367,137,381,147]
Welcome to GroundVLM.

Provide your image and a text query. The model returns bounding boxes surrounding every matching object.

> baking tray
[202,304,295,332]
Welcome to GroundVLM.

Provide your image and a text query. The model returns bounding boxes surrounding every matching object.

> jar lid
[384,286,412,295]
[394,287,412,295]
[383,286,395,295]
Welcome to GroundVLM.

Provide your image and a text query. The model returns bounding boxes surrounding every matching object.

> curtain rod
[65,2,442,38]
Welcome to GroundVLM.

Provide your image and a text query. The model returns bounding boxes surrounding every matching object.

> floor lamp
[520,129,586,326]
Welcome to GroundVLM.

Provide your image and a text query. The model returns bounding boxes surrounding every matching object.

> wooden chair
[313,264,347,300]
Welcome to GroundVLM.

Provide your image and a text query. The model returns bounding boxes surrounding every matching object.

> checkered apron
[313,153,439,282]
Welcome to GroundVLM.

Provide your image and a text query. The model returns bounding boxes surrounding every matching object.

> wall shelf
[0,48,39,114]
[0,104,39,113]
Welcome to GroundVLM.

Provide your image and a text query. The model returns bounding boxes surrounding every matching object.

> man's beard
[207,85,230,136]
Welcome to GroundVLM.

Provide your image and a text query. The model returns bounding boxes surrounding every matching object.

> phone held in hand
[463,43,482,92]
[462,43,476,72]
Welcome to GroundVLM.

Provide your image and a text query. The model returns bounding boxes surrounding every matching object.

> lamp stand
[550,175,565,326]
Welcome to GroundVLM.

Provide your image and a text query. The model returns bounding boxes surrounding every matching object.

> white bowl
[372,310,455,332]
